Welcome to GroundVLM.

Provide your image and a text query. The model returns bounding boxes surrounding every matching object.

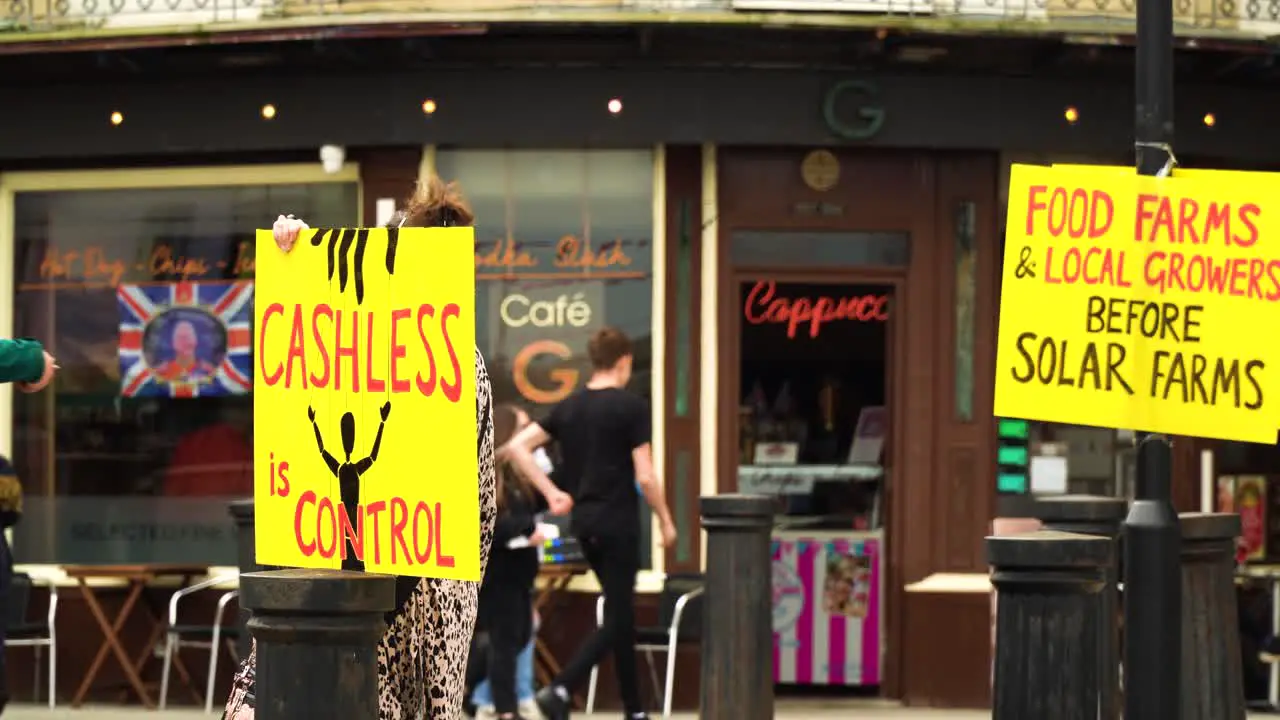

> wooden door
[714,147,999,699]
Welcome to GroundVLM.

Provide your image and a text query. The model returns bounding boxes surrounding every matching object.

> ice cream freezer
[771,529,883,687]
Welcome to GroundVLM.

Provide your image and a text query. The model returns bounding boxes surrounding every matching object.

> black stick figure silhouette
[308,401,391,569]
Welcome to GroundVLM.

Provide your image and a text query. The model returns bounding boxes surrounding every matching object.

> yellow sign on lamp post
[996,163,1280,444]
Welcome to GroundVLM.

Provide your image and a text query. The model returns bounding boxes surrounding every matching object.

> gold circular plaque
[801,149,840,192]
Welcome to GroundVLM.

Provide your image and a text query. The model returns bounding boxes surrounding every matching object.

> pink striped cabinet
[771,531,882,686]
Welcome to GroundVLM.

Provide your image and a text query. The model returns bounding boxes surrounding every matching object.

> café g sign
[499,292,593,328]
[496,287,602,404]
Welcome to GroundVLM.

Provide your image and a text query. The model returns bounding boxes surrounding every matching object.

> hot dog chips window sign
[253,227,480,580]
[995,164,1280,444]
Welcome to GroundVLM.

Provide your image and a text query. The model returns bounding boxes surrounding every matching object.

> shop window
[1210,441,1280,564]
[996,422,1135,501]
[737,279,888,527]
[11,181,358,565]
[434,149,655,566]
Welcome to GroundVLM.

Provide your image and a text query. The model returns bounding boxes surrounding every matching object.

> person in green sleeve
[0,453,20,717]
[0,339,49,717]
[0,339,56,392]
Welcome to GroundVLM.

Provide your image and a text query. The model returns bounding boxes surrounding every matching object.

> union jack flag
[117,281,254,398]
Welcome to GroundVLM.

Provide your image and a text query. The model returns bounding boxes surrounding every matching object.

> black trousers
[554,534,642,714]
[0,532,12,716]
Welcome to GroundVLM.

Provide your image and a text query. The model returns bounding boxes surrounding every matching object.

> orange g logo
[513,340,579,404]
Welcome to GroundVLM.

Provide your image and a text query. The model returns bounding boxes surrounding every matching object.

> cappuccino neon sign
[744,280,889,339]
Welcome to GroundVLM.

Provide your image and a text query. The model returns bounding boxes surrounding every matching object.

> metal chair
[585,573,704,718]
[5,571,58,708]
[159,572,240,713]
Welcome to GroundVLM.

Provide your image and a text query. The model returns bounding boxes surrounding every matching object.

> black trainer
[1261,635,1280,663]
[534,686,570,720]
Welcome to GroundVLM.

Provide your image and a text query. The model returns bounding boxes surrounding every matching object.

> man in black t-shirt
[505,327,677,720]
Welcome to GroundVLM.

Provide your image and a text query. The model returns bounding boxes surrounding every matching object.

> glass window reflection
[436,149,655,565]
[435,149,654,410]
[12,182,358,565]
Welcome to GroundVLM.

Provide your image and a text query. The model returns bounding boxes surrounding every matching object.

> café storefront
[0,142,1008,709]
[5,59,1274,709]
[0,147,665,706]
[0,147,661,569]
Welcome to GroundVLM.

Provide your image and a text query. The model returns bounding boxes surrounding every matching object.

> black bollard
[228,499,259,661]
[1179,512,1245,720]
[1033,495,1128,720]
[699,494,775,720]
[989,530,1112,720]
[241,568,395,720]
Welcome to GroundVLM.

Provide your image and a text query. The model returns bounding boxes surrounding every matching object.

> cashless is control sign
[995,164,1280,444]
[252,227,480,580]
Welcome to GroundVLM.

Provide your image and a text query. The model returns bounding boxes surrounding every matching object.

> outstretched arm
[355,420,386,474]
[0,339,47,385]
[505,422,572,515]
[310,416,339,475]
[356,402,391,474]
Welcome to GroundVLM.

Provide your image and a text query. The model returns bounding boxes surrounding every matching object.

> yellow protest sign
[995,164,1280,443]
[253,227,480,580]
[1053,163,1280,183]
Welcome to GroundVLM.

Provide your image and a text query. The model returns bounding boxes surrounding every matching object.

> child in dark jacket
[469,404,547,720]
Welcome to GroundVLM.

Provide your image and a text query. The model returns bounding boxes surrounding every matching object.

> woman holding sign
[224,176,569,720]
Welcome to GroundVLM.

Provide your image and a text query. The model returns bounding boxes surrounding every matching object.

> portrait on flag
[117,281,254,397]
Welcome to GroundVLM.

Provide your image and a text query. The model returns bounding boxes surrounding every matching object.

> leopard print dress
[223,347,497,720]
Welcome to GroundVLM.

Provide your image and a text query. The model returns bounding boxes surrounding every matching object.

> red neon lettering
[742,281,888,339]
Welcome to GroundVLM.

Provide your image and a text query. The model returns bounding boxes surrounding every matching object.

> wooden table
[533,563,588,688]
[64,564,210,708]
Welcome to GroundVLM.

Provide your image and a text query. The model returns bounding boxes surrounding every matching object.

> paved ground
[6,703,1276,718]
[2,702,990,719]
